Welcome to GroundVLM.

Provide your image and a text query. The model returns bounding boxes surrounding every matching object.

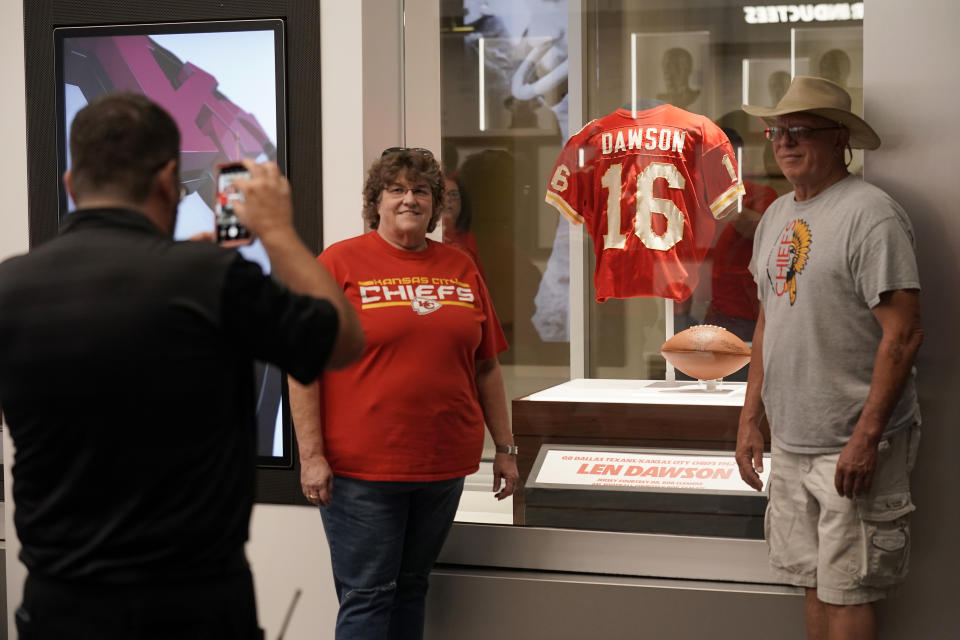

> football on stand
[660,324,751,381]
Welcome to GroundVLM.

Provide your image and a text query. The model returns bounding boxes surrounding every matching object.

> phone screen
[216,164,253,245]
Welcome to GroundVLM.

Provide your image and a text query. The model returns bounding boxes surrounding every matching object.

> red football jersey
[545,105,745,302]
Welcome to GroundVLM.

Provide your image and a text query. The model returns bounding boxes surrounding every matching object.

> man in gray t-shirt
[735,77,922,640]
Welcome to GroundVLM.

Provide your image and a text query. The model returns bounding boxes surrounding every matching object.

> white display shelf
[523,378,747,406]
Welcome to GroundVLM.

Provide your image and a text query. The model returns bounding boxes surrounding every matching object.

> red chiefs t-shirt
[318,231,507,481]
[545,105,745,302]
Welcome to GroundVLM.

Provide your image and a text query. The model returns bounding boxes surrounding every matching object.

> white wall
[247,505,336,639]
[0,1,28,266]
[2,0,30,635]
[865,1,960,637]
[320,0,391,248]
[320,0,367,248]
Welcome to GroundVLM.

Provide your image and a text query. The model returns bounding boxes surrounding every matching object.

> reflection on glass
[436,0,863,528]
[631,31,711,115]
[442,0,572,525]
[792,26,864,173]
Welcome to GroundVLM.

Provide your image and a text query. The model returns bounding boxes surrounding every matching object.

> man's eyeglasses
[764,125,844,143]
[381,147,434,158]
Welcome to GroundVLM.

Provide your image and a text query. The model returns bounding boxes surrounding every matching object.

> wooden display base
[523,444,767,538]
[511,379,770,528]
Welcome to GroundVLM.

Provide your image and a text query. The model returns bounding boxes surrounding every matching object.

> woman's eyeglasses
[381,147,434,158]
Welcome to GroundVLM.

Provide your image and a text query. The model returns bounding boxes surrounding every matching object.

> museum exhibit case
[432,0,866,584]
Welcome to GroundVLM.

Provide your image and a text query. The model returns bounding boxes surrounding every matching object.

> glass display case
[436,0,864,544]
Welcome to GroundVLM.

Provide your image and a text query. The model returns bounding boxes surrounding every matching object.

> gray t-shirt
[750,175,921,453]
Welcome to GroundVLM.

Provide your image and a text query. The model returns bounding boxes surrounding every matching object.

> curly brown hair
[362,149,444,232]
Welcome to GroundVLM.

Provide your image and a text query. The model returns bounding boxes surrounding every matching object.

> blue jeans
[320,476,464,640]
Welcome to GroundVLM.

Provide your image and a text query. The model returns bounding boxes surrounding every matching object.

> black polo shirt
[0,208,338,583]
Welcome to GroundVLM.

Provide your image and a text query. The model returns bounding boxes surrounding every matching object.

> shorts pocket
[906,426,921,472]
[763,474,776,546]
[764,476,809,575]
[856,492,915,589]
[763,498,772,542]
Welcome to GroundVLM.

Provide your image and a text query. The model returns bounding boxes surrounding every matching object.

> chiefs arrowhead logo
[411,297,441,315]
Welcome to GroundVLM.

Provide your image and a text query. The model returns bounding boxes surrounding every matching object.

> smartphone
[215,163,253,245]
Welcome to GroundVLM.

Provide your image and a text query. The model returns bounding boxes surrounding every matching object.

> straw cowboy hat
[742,75,880,150]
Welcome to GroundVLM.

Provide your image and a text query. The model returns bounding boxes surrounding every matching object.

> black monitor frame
[24,0,322,504]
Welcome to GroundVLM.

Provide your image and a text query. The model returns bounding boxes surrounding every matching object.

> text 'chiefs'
[358,276,475,307]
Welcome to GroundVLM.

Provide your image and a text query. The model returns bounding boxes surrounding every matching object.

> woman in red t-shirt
[288,148,518,640]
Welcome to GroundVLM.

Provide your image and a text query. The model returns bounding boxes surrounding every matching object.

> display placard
[533,447,770,493]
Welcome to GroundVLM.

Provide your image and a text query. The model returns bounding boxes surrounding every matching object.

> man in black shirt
[0,93,364,638]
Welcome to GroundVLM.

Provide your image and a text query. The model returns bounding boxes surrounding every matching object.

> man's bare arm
[736,307,767,492]
[835,289,922,498]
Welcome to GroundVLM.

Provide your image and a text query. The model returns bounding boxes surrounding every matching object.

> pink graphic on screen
[64,35,275,173]
[62,29,280,266]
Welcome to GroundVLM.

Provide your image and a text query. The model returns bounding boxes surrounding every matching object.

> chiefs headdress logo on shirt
[766,219,812,305]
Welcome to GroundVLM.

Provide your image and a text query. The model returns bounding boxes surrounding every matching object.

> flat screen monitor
[54,20,292,468]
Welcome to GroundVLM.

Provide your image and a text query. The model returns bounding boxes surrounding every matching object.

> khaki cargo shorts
[765,425,920,605]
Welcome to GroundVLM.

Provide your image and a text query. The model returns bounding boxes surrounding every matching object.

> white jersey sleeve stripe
[545,191,584,224]
[709,182,747,219]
